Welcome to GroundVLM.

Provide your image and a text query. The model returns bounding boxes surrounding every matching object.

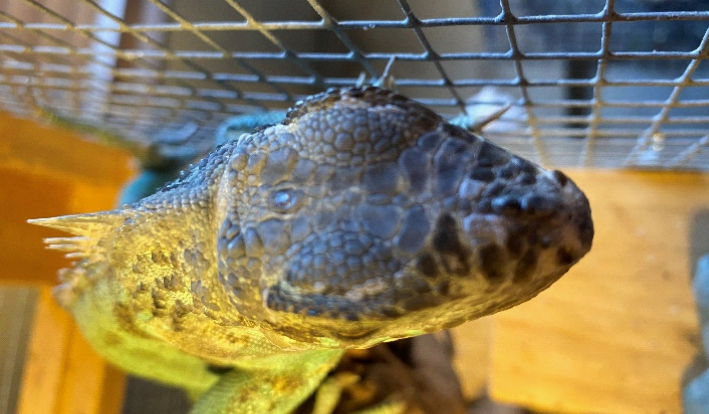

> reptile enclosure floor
[1,111,708,414]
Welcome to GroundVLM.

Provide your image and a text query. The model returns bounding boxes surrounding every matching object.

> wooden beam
[56,324,125,414]
[488,170,708,413]
[16,288,72,414]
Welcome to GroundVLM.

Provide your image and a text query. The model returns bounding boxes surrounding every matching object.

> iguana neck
[128,142,239,324]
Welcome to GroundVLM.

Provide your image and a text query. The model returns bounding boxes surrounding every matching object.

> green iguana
[30,86,594,414]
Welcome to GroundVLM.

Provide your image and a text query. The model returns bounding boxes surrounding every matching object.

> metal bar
[623,25,709,166]
[665,135,709,167]
[221,0,327,88]
[580,0,613,167]
[396,0,467,113]
[78,0,271,112]
[4,10,709,34]
[6,40,709,63]
[499,0,550,166]
[137,0,294,102]
[16,0,230,132]
[305,0,378,78]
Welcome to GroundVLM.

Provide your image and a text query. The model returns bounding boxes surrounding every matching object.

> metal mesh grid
[1,0,709,170]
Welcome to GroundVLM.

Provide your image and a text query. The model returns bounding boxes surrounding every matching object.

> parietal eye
[270,189,303,213]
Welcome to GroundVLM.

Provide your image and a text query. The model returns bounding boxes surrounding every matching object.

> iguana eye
[270,189,303,213]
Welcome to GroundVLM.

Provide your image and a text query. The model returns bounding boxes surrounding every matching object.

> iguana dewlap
[30,86,593,413]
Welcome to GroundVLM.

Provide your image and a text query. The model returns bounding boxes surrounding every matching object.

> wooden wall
[2,111,707,413]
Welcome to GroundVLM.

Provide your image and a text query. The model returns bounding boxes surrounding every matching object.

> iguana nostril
[490,194,562,217]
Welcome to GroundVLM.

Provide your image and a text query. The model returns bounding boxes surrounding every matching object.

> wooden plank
[98,365,128,414]
[55,328,114,414]
[0,288,37,414]
[16,288,73,414]
[17,287,127,414]
[13,174,129,413]
[488,170,708,414]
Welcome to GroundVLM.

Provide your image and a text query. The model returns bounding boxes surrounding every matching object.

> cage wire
[1,1,709,413]
[2,0,709,170]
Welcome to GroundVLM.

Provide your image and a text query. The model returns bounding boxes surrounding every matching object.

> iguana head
[216,87,593,347]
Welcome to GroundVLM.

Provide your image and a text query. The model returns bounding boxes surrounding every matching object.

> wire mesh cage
[2,2,709,414]
[2,0,709,170]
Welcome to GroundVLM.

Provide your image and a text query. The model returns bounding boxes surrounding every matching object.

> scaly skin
[30,86,594,414]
